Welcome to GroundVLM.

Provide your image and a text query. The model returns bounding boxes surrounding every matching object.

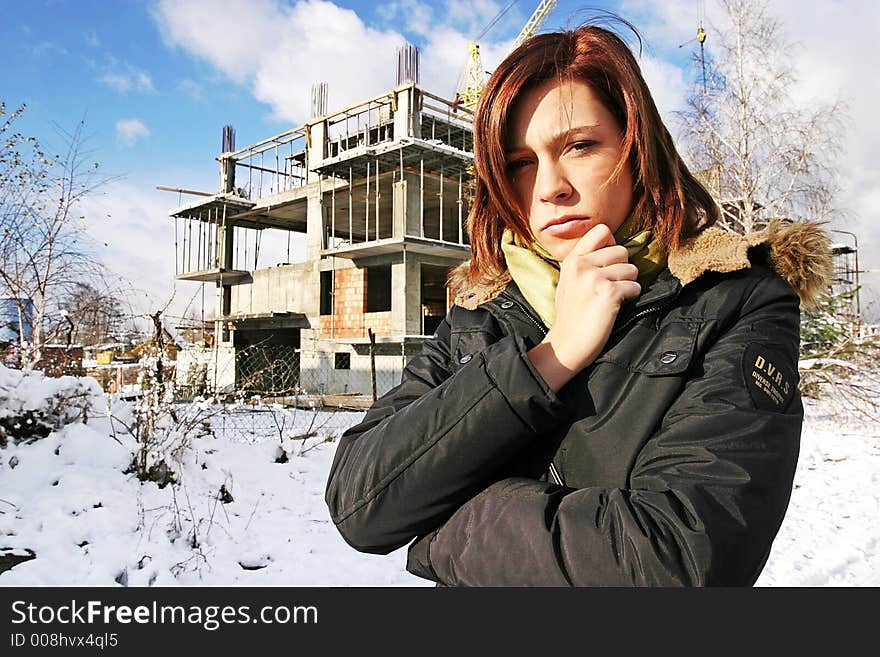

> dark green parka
[325,222,831,586]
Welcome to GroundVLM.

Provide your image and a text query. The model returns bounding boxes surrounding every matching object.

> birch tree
[0,102,114,365]
[678,0,845,234]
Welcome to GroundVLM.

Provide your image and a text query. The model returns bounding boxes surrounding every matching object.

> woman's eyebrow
[505,124,600,152]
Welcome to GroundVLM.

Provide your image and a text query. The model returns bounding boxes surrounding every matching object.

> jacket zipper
[498,291,677,488]
[610,296,677,337]
[498,294,566,486]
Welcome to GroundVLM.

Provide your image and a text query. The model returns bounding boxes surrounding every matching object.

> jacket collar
[450,220,832,311]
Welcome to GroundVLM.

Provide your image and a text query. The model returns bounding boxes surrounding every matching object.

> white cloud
[151,0,518,123]
[77,181,208,324]
[637,54,688,125]
[376,0,436,38]
[177,79,204,101]
[31,41,69,58]
[152,0,282,85]
[620,0,701,52]
[253,1,406,121]
[100,67,156,93]
[153,0,408,122]
[115,119,150,147]
[135,71,154,91]
[101,73,134,93]
[99,58,155,94]
[441,0,514,38]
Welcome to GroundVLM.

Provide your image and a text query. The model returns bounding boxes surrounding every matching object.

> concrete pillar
[391,250,421,335]
[394,86,417,140]
[219,154,236,194]
[393,180,406,238]
[392,172,423,239]
[305,183,325,269]
[306,120,327,184]
[215,220,234,343]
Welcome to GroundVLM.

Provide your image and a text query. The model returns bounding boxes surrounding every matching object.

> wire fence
[236,343,300,395]
[200,402,366,444]
[175,339,411,406]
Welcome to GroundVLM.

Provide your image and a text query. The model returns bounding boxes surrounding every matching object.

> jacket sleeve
[324,308,572,554]
[406,273,803,586]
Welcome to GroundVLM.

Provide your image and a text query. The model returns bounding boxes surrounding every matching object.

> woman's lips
[542,217,593,239]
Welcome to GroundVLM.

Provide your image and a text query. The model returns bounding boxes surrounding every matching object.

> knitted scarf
[500,217,667,328]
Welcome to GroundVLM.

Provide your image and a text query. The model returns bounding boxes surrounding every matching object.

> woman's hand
[527,223,641,392]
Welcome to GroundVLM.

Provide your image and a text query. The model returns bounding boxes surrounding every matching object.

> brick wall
[319,267,393,338]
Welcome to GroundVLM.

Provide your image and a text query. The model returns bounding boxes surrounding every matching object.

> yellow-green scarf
[500,217,667,328]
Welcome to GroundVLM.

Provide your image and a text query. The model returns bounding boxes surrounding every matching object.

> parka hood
[449,220,833,310]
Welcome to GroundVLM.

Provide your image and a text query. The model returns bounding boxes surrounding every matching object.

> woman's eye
[570,140,597,153]
[505,158,533,171]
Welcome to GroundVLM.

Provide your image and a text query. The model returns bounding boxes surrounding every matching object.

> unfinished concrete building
[171,47,473,399]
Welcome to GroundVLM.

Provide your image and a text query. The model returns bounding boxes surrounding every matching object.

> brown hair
[464,23,718,284]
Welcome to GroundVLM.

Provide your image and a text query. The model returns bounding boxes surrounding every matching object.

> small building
[34,344,84,377]
[0,297,34,346]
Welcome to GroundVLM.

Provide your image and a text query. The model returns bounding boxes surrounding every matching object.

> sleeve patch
[742,344,796,412]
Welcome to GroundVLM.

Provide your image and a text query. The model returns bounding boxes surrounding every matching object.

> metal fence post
[368,328,377,402]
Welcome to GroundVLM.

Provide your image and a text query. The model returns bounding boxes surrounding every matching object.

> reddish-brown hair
[464,23,718,284]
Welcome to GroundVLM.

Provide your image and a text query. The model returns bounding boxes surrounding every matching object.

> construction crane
[678,1,709,93]
[511,0,558,50]
[454,0,558,113]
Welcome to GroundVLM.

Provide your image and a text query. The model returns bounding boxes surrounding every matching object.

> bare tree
[0,102,116,365]
[677,0,846,234]
[46,281,126,347]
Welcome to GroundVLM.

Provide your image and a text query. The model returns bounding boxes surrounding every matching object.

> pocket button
[459,354,473,364]
[659,351,678,364]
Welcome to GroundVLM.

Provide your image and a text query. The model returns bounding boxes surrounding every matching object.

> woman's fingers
[598,262,639,282]
[568,223,617,258]
[537,221,643,379]
[613,279,642,301]
[575,244,629,268]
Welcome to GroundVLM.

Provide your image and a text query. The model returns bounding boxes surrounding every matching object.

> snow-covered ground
[0,399,421,587]
[0,381,877,586]
[756,399,880,586]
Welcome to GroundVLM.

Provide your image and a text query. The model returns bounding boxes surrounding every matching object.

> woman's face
[505,79,634,262]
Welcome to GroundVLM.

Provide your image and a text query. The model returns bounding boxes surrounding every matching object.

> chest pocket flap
[450,329,501,367]
[633,321,700,376]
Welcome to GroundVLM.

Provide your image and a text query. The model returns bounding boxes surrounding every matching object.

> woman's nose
[535,161,572,202]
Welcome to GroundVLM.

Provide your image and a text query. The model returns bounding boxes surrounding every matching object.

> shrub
[0,363,102,446]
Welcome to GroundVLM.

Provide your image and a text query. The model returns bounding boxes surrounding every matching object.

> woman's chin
[540,221,594,260]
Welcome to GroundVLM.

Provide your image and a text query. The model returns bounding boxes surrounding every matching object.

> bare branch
[676,0,845,233]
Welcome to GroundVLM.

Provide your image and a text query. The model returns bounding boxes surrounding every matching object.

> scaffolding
[168,79,475,396]
[172,195,253,284]
[228,125,309,201]
[314,85,473,258]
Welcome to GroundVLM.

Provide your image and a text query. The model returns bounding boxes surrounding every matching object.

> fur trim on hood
[449,220,833,310]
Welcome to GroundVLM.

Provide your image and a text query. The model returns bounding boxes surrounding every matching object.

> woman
[325,23,831,586]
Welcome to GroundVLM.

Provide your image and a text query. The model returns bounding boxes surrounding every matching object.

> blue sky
[5,0,681,185]
[4,0,275,188]
[3,0,877,324]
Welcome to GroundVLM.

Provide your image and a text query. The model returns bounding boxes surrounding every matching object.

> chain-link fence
[201,401,366,444]
[236,342,300,395]
[175,337,423,406]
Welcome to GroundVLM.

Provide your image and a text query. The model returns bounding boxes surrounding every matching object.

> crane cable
[475,0,519,42]
[676,1,709,93]
[698,0,708,93]
[456,1,518,104]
